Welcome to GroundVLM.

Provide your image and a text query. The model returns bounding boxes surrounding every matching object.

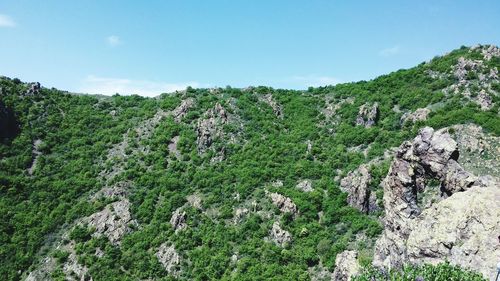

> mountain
[0,45,499,281]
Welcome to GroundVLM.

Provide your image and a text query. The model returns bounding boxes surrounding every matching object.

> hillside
[0,45,499,281]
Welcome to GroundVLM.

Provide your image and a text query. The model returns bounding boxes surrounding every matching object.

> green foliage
[0,45,497,280]
[353,262,487,281]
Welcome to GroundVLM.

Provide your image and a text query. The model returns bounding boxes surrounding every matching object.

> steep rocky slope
[0,45,499,280]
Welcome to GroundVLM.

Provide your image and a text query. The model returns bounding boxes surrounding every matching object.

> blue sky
[1,1,499,96]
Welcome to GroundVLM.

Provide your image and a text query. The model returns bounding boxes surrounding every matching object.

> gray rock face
[332,250,361,281]
[269,192,298,215]
[172,98,194,122]
[170,208,187,232]
[156,243,181,277]
[406,184,500,280]
[196,103,228,153]
[356,103,378,127]
[85,199,137,245]
[340,165,377,213]
[373,126,498,279]
[269,221,292,247]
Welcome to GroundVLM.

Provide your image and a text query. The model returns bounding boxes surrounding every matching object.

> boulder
[332,250,361,281]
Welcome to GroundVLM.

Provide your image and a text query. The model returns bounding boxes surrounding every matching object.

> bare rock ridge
[340,164,378,214]
[356,102,378,127]
[373,126,499,280]
[196,102,228,153]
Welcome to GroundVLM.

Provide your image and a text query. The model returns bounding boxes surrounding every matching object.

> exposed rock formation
[196,103,228,153]
[269,221,292,247]
[406,184,500,280]
[340,165,377,213]
[170,208,187,232]
[269,192,298,215]
[260,94,283,118]
[84,199,137,245]
[156,243,181,277]
[477,44,500,61]
[24,82,41,96]
[296,179,313,192]
[356,103,378,127]
[373,126,499,280]
[172,98,194,122]
[27,139,43,175]
[168,135,181,158]
[332,250,361,281]
[401,108,430,123]
[443,53,498,110]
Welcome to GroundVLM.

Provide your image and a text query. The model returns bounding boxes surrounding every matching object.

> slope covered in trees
[0,45,498,280]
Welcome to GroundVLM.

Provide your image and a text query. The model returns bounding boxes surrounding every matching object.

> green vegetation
[0,45,498,280]
[353,262,487,281]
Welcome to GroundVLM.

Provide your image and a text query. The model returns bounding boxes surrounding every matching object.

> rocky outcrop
[444,53,498,110]
[332,250,361,281]
[401,108,430,123]
[196,103,228,153]
[156,243,181,277]
[373,126,499,280]
[356,103,378,127]
[260,94,283,118]
[269,221,292,247]
[476,89,493,110]
[340,165,377,213]
[168,135,181,158]
[296,179,313,192]
[172,98,194,122]
[24,82,41,96]
[84,199,137,245]
[406,184,500,280]
[170,208,187,232]
[476,44,500,61]
[269,192,298,215]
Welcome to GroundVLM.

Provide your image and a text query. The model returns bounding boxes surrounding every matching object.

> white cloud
[291,75,342,87]
[106,35,122,47]
[379,45,400,57]
[0,14,16,27]
[79,75,200,97]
